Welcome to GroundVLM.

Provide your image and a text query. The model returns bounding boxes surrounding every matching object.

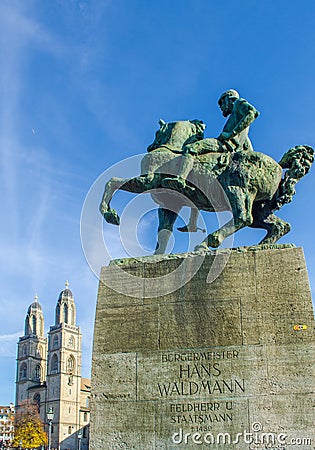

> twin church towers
[15,282,90,450]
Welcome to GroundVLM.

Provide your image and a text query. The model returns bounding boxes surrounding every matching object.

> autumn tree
[12,400,47,449]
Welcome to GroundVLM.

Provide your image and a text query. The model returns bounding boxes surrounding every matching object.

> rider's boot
[137,173,155,185]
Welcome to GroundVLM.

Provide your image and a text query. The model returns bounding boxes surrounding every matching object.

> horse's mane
[147,120,206,152]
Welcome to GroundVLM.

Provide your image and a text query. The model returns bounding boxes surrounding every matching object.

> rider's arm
[230,100,260,138]
[218,100,259,141]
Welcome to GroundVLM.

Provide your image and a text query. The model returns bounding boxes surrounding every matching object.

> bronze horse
[100,120,313,254]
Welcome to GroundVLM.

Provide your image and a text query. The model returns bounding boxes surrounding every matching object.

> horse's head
[279,145,314,178]
[147,119,206,152]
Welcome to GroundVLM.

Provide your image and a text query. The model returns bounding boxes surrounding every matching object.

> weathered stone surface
[90,247,315,449]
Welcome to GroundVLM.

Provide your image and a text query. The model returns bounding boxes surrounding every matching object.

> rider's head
[218,89,240,116]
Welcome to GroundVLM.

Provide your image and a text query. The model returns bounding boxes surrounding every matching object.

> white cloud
[0,331,22,357]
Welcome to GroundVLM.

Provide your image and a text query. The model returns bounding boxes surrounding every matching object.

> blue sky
[1,0,315,404]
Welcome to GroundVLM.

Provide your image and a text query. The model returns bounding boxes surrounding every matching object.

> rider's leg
[161,138,223,191]
[162,149,195,190]
[177,151,195,185]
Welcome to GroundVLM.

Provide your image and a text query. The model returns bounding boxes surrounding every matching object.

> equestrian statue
[100,89,314,254]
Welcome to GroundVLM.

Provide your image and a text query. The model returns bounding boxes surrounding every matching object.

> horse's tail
[275,145,314,209]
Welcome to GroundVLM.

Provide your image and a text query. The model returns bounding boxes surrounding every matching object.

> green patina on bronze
[100,89,314,254]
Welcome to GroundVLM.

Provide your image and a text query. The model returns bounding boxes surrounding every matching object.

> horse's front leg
[100,177,122,214]
[100,174,161,225]
[99,177,128,225]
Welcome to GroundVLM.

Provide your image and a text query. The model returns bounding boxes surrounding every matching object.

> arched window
[53,335,59,349]
[64,304,68,323]
[56,304,60,324]
[19,363,27,380]
[32,315,37,334]
[51,354,58,373]
[67,355,75,373]
[22,345,27,357]
[34,364,41,381]
[33,393,40,412]
[86,397,90,408]
[83,426,88,438]
[68,306,72,325]
[83,412,88,422]
[68,426,72,435]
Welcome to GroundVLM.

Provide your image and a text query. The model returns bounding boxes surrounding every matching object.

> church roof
[27,295,42,313]
[57,281,74,302]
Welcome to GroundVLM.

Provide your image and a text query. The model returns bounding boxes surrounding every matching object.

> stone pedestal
[90,246,315,449]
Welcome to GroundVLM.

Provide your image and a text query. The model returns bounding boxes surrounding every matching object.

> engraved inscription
[170,401,233,426]
[157,349,245,399]
[161,350,239,362]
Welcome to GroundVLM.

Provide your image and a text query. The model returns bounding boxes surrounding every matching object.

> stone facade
[15,285,90,450]
[90,246,315,449]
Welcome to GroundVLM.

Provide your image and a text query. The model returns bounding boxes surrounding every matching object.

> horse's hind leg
[195,187,255,250]
[258,214,291,245]
[250,202,291,245]
[155,207,180,255]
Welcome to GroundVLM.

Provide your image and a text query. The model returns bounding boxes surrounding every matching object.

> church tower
[46,282,82,450]
[15,296,47,415]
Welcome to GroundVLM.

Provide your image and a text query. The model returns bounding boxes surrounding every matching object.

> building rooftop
[27,295,42,313]
[57,281,74,303]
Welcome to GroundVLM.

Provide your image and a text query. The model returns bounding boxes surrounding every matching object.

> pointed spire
[56,280,75,326]
[25,294,44,337]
